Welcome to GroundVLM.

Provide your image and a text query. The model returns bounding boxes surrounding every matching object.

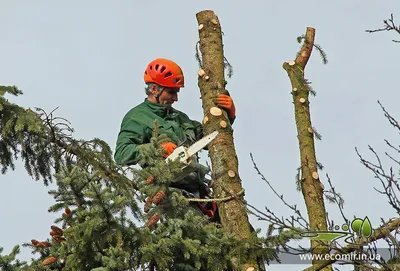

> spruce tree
[1,86,283,270]
[124,121,279,270]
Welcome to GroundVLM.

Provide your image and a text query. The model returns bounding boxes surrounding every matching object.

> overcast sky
[1,1,400,270]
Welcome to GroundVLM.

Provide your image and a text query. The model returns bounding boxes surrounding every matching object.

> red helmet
[144,58,184,88]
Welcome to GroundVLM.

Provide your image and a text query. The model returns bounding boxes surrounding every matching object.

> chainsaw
[165,130,219,182]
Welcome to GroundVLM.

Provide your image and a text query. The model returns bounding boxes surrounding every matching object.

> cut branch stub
[198,69,205,77]
[295,27,316,68]
[288,60,296,66]
[203,116,209,124]
[312,171,319,180]
[198,24,204,30]
[228,170,235,178]
[299,98,306,103]
[210,107,223,116]
[220,120,227,128]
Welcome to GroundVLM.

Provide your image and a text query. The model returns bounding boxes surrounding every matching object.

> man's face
[157,87,180,105]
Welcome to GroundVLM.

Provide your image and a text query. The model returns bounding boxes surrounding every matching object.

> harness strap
[154,87,164,104]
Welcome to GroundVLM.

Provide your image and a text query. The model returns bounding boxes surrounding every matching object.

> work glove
[216,94,236,121]
[160,142,177,158]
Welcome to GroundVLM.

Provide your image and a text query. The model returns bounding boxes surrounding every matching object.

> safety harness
[154,86,164,104]
[197,202,218,222]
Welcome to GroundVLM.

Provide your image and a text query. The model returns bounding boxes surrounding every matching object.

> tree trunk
[282,27,332,271]
[196,10,264,271]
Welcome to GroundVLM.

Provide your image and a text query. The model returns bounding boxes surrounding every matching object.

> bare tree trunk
[282,27,332,271]
[196,10,265,271]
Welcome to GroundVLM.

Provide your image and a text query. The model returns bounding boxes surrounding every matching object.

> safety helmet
[144,58,185,88]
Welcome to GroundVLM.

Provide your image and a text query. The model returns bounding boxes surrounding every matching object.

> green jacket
[114,99,204,166]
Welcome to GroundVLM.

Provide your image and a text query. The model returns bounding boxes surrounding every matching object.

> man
[114,58,236,209]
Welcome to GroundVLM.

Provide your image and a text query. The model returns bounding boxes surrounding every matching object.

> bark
[196,10,264,271]
[282,27,332,271]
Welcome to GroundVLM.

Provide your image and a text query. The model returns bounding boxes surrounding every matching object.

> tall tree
[195,10,265,271]
[282,27,332,271]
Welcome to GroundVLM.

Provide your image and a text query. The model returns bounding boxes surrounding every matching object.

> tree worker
[114,58,236,220]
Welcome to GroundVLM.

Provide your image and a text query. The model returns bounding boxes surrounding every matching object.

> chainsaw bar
[186,130,219,158]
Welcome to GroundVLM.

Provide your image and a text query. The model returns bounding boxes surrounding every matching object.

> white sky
[1,1,400,270]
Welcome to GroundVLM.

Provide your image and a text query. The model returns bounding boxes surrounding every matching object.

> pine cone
[50,225,63,236]
[36,241,51,248]
[146,175,155,184]
[152,190,166,205]
[144,197,152,213]
[31,239,39,246]
[50,231,60,237]
[64,207,71,215]
[146,214,161,227]
[42,256,57,265]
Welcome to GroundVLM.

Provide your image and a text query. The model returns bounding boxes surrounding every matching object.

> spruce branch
[0,246,28,270]
[1,89,134,190]
[195,40,203,68]
[0,85,23,96]
[43,165,142,270]
[224,56,233,78]
[296,35,328,65]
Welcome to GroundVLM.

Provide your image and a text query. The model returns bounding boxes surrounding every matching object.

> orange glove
[160,142,177,158]
[216,94,236,119]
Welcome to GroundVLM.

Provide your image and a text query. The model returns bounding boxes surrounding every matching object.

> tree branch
[365,13,400,43]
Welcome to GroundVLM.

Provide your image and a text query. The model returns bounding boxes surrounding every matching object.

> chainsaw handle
[165,146,189,164]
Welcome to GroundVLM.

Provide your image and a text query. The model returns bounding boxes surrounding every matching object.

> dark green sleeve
[192,119,204,141]
[114,117,148,166]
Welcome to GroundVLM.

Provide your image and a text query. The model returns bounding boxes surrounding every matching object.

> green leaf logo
[351,217,373,238]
